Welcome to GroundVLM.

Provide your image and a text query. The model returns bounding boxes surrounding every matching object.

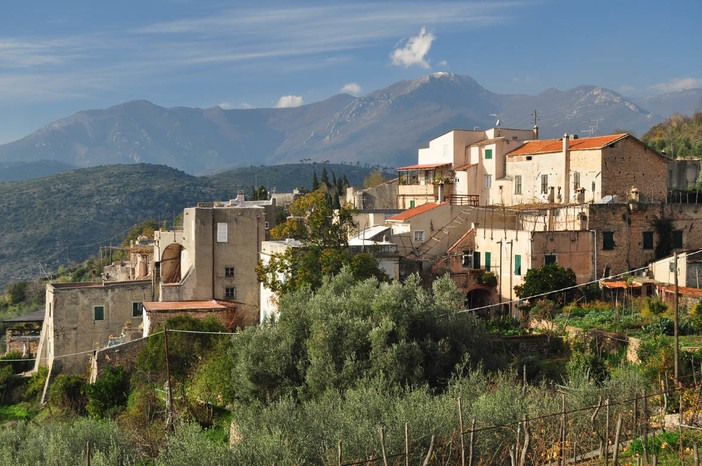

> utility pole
[674,252,680,382]
[508,240,514,317]
[164,325,175,429]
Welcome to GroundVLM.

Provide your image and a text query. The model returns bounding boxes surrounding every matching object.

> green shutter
[410,200,415,208]
[545,254,556,265]
[485,252,491,271]
[473,251,481,269]
[485,149,492,159]
[514,255,522,275]
[94,306,104,321]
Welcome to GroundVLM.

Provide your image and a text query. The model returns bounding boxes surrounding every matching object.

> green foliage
[566,349,609,383]
[0,417,134,465]
[230,271,490,403]
[121,219,160,247]
[514,263,576,305]
[479,270,497,287]
[156,423,237,466]
[646,297,669,316]
[136,315,225,385]
[0,351,33,374]
[627,431,688,455]
[642,112,702,159]
[85,366,130,419]
[48,374,88,414]
[6,281,28,304]
[23,366,48,402]
[482,316,527,336]
[363,169,387,188]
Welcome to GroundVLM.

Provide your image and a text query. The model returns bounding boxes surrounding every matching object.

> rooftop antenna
[490,113,503,127]
[531,109,539,127]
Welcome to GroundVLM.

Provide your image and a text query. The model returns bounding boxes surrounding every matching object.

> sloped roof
[601,281,642,289]
[662,285,702,297]
[398,163,452,170]
[387,202,446,222]
[2,309,45,323]
[507,134,628,156]
[349,226,391,244]
[454,163,478,171]
[447,228,474,253]
[142,300,236,311]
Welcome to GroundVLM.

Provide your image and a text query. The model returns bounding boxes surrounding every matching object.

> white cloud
[218,102,233,109]
[651,78,702,93]
[240,102,254,109]
[340,82,361,95]
[275,95,303,108]
[390,27,434,69]
[437,60,448,67]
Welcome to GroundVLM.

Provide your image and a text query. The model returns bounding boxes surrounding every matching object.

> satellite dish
[495,119,501,127]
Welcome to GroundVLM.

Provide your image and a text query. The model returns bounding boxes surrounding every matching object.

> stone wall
[89,338,147,383]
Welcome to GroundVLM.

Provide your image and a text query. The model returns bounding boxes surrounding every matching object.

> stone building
[153,192,276,326]
[34,279,152,375]
[506,133,669,205]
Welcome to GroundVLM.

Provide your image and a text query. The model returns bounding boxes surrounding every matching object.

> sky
[0,0,701,144]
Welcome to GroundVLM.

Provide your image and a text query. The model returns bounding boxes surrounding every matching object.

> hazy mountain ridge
[0,73,694,178]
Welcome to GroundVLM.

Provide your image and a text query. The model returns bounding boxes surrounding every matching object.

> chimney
[437,183,445,203]
[236,190,246,203]
[533,125,539,140]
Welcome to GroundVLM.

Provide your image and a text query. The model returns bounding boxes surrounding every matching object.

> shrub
[85,365,130,418]
[0,351,33,374]
[48,374,87,414]
[23,366,48,402]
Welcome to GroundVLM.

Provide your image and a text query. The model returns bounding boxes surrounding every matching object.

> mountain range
[1,73,700,179]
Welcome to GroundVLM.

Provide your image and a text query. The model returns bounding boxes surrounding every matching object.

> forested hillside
[0,162,391,287]
[642,112,702,159]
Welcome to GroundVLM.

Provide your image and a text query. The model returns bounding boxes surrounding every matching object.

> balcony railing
[448,194,479,206]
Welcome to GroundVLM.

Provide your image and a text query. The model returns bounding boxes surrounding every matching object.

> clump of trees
[514,263,577,306]
[258,191,387,294]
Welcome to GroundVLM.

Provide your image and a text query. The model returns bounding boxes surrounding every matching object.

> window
[413,230,425,243]
[225,287,236,299]
[225,266,235,278]
[94,306,104,321]
[591,181,596,193]
[409,200,415,208]
[485,174,492,189]
[514,255,522,275]
[642,231,654,250]
[485,252,491,271]
[473,251,481,270]
[545,254,557,265]
[541,175,549,194]
[573,172,580,190]
[514,175,522,195]
[443,144,449,157]
[485,148,493,159]
[673,230,683,249]
[461,254,473,268]
[132,302,142,317]
[216,223,228,242]
[603,231,615,250]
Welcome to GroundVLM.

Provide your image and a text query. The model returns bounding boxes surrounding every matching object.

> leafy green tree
[514,263,576,305]
[48,374,88,414]
[121,219,160,247]
[363,170,387,188]
[231,271,489,403]
[85,365,130,418]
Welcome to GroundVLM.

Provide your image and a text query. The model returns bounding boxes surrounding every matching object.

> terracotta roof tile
[387,202,446,222]
[507,134,628,156]
[454,163,478,171]
[601,281,642,289]
[143,300,237,311]
[662,285,702,297]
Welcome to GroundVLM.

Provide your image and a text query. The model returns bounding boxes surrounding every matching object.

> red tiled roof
[601,281,642,289]
[142,300,236,311]
[662,285,702,297]
[387,202,446,222]
[507,134,628,156]
[398,163,452,170]
[454,163,478,171]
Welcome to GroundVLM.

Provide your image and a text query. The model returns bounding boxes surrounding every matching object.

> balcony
[448,194,479,206]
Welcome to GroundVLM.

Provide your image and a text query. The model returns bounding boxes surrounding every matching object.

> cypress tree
[312,171,320,191]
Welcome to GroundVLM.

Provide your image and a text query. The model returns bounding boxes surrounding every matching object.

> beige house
[398,127,537,208]
[154,192,276,326]
[34,279,152,375]
[506,133,668,205]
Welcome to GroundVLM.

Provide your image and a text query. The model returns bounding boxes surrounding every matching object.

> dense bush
[48,374,87,414]
[85,366,130,419]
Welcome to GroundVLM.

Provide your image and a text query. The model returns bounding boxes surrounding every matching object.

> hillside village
[5,121,702,462]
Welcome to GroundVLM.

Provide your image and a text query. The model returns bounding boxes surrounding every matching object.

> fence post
[338,440,342,466]
[612,413,622,465]
[469,416,476,466]
[561,393,566,466]
[694,444,700,466]
[458,397,466,466]
[520,414,529,466]
[605,398,610,464]
[86,440,91,466]
[405,423,409,466]
[380,427,388,466]
[643,389,649,464]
